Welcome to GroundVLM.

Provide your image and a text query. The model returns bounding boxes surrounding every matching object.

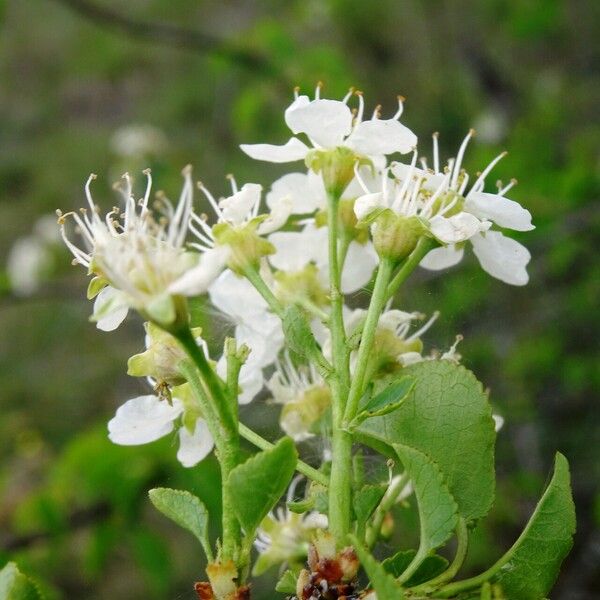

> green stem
[410,518,469,592]
[238,423,329,487]
[365,472,409,548]
[242,264,285,318]
[385,237,434,302]
[325,189,353,543]
[178,359,241,561]
[343,257,394,424]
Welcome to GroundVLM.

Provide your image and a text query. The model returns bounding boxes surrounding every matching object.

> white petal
[398,352,423,366]
[236,314,284,367]
[237,363,265,404]
[219,183,262,225]
[177,419,214,467]
[169,247,229,296]
[266,172,323,214]
[208,269,268,319]
[268,231,312,272]
[493,414,505,432]
[379,310,420,331]
[465,192,534,231]
[108,395,182,446]
[240,138,309,163]
[93,286,129,331]
[429,213,490,244]
[420,245,465,270]
[341,241,378,293]
[471,231,531,286]
[257,196,292,234]
[354,192,385,220]
[285,98,353,148]
[346,119,417,156]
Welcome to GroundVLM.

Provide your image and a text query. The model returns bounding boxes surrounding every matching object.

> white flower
[107,394,214,468]
[59,168,197,327]
[240,86,417,163]
[268,222,378,294]
[171,177,292,295]
[383,130,533,285]
[254,476,328,575]
[110,124,168,158]
[7,215,61,296]
[267,353,330,441]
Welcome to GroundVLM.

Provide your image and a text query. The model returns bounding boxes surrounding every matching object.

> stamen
[315,80,323,100]
[342,86,355,104]
[407,311,440,341]
[197,181,223,219]
[499,178,517,196]
[354,90,364,124]
[372,104,382,119]
[225,173,238,195]
[432,132,440,173]
[293,85,300,100]
[393,95,406,120]
[451,129,475,189]
[139,168,152,217]
[467,151,508,198]
[394,149,418,213]
[353,162,370,194]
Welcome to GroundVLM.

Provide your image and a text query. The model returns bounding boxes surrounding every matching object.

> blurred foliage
[0,0,598,598]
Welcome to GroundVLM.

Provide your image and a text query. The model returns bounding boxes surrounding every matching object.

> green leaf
[491,453,575,599]
[148,487,212,561]
[393,444,458,583]
[353,484,386,526]
[275,569,298,594]
[383,550,449,586]
[0,563,43,600]
[357,361,495,521]
[350,535,405,600]
[227,437,297,536]
[351,376,415,426]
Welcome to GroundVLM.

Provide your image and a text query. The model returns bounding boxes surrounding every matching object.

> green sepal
[86,276,108,299]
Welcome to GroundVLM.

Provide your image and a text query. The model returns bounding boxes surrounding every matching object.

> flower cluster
[54,85,545,599]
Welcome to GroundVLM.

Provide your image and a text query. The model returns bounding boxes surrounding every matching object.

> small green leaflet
[350,535,405,600]
[491,453,575,599]
[227,437,297,536]
[0,562,43,600]
[148,487,212,561]
[351,376,415,427]
[394,444,458,584]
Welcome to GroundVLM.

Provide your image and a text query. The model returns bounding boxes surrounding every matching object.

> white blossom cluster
[58,87,530,468]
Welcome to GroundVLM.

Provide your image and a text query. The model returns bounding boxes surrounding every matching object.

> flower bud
[280,385,331,441]
[128,322,203,386]
[371,211,427,261]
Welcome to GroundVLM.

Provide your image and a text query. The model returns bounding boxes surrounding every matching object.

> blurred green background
[0,0,598,598]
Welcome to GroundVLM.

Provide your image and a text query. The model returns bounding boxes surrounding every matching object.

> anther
[143,168,152,175]
[181,164,192,176]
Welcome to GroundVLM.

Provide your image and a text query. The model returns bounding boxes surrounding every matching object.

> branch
[48,0,280,75]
